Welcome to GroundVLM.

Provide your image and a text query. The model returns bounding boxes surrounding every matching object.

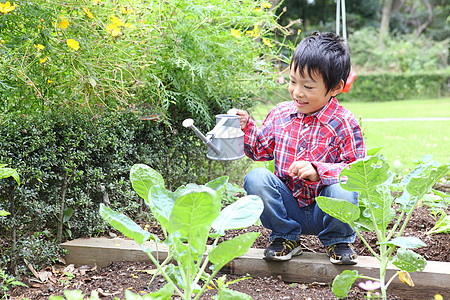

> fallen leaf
[37,271,52,283]
[63,264,75,274]
[96,288,120,297]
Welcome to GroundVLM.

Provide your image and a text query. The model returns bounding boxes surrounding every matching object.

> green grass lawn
[251,97,450,171]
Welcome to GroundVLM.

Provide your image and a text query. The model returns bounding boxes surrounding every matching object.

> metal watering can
[182,114,244,161]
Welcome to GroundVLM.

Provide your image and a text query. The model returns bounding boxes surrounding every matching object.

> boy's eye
[304,85,313,89]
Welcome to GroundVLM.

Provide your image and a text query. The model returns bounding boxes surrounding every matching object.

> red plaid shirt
[243,97,366,207]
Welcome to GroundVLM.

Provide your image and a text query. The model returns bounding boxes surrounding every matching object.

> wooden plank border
[61,238,450,298]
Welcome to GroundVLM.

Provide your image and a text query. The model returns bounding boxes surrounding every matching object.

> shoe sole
[329,256,358,265]
[263,246,303,261]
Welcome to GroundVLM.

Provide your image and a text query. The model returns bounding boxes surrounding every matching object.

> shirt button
[300,147,304,151]
[304,124,308,128]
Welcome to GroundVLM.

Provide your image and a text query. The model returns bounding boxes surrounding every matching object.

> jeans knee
[244,167,274,195]
[319,183,358,206]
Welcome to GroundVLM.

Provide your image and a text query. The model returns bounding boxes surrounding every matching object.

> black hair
[290,31,351,94]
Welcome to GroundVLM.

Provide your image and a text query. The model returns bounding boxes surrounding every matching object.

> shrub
[0,0,289,125]
[339,71,449,102]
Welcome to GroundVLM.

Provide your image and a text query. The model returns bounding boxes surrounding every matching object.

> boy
[230,32,366,265]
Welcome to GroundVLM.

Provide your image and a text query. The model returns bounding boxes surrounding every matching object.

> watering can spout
[182,118,221,155]
[182,115,244,161]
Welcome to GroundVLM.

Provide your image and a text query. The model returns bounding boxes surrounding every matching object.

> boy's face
[288,64,343,115]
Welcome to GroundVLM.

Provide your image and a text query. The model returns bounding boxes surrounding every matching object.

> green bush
[349,27,448,73]
[339,71,449,102]
[0,0,288,125]
[0,109,251,273]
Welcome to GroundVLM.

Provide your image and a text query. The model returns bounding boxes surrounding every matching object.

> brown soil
[10,205,450,300]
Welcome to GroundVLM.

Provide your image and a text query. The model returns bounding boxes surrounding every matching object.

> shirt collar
[289,97,339,124]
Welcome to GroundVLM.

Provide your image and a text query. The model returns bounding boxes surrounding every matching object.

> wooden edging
[61,238,450,298]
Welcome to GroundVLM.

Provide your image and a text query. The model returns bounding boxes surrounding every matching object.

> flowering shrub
[0,0,291,125]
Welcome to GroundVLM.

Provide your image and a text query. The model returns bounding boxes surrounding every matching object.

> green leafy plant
[0,268,27,299]
[316,149,450,299]
[99,164,263,299]
[0,164,19,217]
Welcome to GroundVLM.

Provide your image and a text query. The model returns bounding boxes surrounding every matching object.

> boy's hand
[288,161,320,182]
[228,108,250,129]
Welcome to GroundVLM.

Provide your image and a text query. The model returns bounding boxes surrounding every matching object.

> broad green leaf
[217,288,252,300]
[205,176,228,201]
[407,164,450,198]
[165,264,201,294]
[380,237,426,249]
[367,147,382,156]
[168,185,221,253]
[99,204,151,245]
[0,210,10,217]
[209,232,259,270]
[63,290,85,300]
[130,164,164,201]
[264,160,275,173]
[397,163,449,210]
[340,155,390,198]
[0,167,20,185]
[426,212,450,235]
[315,196,360,224]
[211,195,263,235]
[392,248,426,272]
[147,186,176,229]
[371,185,396,230]
[332,270,359,299]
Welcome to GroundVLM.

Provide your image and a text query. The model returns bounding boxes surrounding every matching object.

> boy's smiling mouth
[294,98,308,105]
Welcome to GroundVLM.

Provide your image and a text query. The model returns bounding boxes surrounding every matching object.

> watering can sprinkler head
[182,118,221,155]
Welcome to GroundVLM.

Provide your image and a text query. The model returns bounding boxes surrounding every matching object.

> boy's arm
[230,109,275,161]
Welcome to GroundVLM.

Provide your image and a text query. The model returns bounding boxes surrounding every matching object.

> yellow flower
[58,16,69,29]
[92,0,101,4]
[124,23,135,29]
[254,7,261,12]
[120,6,133,14]
[34,44,45,50]
[262,38,273,47]
[434,295,443,300]
[106,23,121,37]
[0,40,5,45]
[47,79,52,83]
[253,25,259,37]
[39,56,48,64]
[66,39,80,51]
[0,1,16,14]
[397,271,414,287]
[110,15,124,27]
[262,2,272,9]
[83,7,94,19]
[231,29,241,38]
[298,29,302,35]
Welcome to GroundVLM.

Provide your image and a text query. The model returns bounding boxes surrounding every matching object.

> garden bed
[10,206,450,299]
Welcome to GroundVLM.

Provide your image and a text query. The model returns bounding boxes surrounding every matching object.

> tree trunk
[57,173,69,243]
[9,186,18,276]
[378,0,394,49]
[416,0,433,38]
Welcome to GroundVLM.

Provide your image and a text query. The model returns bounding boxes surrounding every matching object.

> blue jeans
[244,167,357,247]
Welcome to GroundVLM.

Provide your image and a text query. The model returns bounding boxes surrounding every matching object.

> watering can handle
[207,117,228,137]
[182,119,221,155]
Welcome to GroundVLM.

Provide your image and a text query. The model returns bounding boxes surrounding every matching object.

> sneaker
[326,243,358,265]
[264,238,303,261]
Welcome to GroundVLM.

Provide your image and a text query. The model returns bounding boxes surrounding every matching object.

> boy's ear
[330,80,345,97]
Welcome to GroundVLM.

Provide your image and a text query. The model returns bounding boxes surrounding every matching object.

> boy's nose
[294,88,305,99]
